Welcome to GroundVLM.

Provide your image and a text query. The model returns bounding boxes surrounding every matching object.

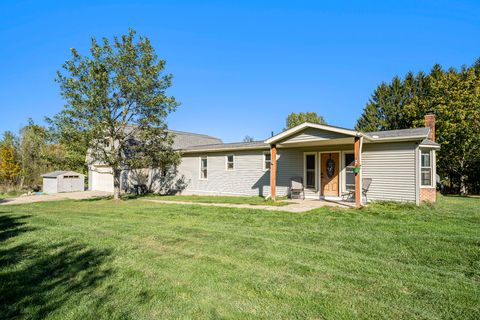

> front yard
[0,196,478,319]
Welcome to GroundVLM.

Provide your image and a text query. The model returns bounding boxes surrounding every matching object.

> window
[421,150,432,186]
[344,153,355,191]
[200,156,208,179]
[226,154,234,170]
[263,152,271,170]
[305,154,316,189]
[64,175,79,179]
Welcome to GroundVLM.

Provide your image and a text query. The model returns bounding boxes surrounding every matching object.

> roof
[180,141,268,153]
[180,123,433,153]
[42,171,84,178]
[265,122,361,144]
[122,125,222,149]
[419,139,441,149]
[366,127,430,139]
[169,130,223,149]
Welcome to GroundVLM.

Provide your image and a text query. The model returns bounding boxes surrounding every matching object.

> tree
[243,135,255,142]
[18,119,51,187]
[0,132,21,185]
[355,60,480,194]
[285,112,327,129]
[51,29,180,200]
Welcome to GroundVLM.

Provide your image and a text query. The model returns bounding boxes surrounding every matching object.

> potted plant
[353,164,361,174]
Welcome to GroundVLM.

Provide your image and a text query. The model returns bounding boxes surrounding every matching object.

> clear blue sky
[1,1,479,142]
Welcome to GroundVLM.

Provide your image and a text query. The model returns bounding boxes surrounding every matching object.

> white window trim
[420,149,434,188]
[303,152,318,190]
[225,154,235,171]
[263,151,271,171]
[199,156,208,180]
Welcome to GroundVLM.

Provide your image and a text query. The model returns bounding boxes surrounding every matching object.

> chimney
[424,111,436,141]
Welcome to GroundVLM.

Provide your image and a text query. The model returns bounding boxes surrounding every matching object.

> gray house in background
[42,171,85,194]
[88,114,440,207]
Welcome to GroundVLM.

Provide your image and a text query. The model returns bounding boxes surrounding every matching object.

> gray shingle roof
[366,127,430,139]
[42,171,83,178]
[170,130,223,149]
[181,141,268,152]
[419,139,441,147]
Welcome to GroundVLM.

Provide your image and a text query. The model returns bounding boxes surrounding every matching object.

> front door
[321,152,339,197]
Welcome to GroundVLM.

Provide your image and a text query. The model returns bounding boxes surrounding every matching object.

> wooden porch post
[354,136,361,208]
[270,144,277,200]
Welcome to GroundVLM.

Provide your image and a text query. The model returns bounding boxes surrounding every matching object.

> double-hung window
[421,150,432,186]
[200,156,208,179]
[226,154,234,171]
[263,152,271,170]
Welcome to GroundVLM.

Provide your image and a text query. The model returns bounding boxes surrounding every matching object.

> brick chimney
[424,111,436,141]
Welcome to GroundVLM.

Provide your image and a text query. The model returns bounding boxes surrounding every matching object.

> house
[42,171,85,194]
[88,114,440,207]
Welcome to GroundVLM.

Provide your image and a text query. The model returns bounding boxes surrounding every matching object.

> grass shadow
[0,213,113,319]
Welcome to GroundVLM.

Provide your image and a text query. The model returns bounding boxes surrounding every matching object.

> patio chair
[341,178,373,203]
[362,178,372,203]
[290,176,305,200]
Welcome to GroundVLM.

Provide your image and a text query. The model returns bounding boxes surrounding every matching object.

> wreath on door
[326,154,335,178]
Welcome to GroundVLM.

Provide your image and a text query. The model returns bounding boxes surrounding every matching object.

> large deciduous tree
[355,59,480,194]
[52,29,180,199]
[0,132,21,186]
[285,112,327,130]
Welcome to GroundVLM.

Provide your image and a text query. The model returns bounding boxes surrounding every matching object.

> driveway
[0,191,112,205]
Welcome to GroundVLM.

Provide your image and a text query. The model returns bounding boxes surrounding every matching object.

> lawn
[144,194,290,206]
[0,196,478,319]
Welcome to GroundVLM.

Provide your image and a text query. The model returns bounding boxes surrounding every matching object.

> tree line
[356,59,480,194]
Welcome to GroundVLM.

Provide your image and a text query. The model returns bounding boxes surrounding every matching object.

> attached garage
[42,171,85,194]
[89,166,114,192]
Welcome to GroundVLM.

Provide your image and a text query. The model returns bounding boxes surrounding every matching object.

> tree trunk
[113,168,122,200]
[460,175,467,196]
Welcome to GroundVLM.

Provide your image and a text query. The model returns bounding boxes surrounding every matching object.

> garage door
[91,166,114,192]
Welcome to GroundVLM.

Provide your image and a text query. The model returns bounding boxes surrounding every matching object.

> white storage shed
[42,171,85,194]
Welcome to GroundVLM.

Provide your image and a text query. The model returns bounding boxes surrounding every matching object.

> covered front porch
[264,123,366,208]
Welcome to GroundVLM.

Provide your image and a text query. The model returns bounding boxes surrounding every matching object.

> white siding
[362,142,417,202]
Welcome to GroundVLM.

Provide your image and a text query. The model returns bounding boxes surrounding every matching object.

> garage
[90,166,114,192]
[42,171,85,194]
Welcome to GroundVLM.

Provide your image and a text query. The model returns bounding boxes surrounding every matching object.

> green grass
[0,196,478,319]
[144,194,291,206]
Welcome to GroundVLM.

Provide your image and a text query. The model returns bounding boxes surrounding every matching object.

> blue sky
[0,1,479,142]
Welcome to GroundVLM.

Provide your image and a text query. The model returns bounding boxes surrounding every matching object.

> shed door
[321,152,339,197]
[91,166,114,192]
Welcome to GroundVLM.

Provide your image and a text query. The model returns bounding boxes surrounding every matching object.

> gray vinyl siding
[177,149,310,196]
[362,142,417,202]
[281,128,350,143]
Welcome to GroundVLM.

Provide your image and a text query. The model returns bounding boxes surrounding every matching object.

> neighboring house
[88,114,440,206]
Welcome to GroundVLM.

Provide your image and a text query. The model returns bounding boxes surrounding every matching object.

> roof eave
[264,122,363,144]
[180,145,269,153]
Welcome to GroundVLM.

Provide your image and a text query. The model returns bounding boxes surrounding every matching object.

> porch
[264,123,365,208]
